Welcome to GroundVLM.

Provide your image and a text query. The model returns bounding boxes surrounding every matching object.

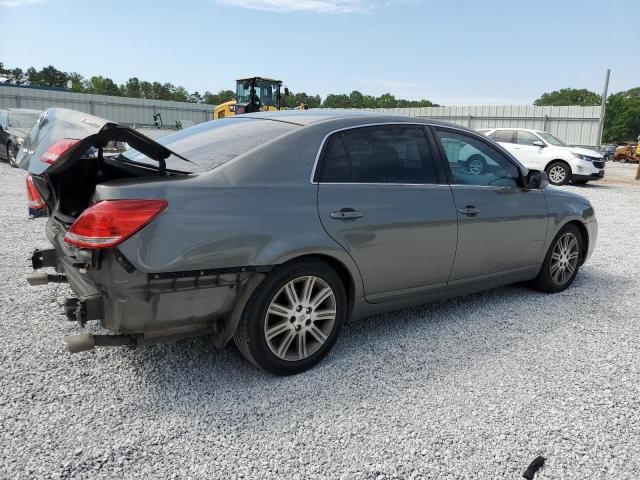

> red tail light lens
[40,138,80,164]
[26,173,46,210]
[64,200,168,249]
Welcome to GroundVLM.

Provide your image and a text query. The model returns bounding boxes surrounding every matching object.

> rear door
[315,124,458,302]
[432,127,548,280]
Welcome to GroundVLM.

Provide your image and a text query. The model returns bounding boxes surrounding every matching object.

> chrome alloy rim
[468,158,483,175]
[264,276,337,362]
[548,165,566,184]
[550,232,579,285]
[7,144,17,166]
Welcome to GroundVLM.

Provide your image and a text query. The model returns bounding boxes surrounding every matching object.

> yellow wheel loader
[213,77,289,119]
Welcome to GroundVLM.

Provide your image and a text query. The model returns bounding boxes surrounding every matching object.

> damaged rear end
[21,108,258,353]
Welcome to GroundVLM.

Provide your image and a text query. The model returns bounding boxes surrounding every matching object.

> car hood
[5,126,31,138]
[567,146,603,159]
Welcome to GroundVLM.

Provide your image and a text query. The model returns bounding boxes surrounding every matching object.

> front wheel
[234,259,347,375]
[546,161,571,186]
[530,224,583,293]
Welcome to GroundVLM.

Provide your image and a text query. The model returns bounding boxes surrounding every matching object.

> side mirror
[532,140,546,148]
[525,170,549,189]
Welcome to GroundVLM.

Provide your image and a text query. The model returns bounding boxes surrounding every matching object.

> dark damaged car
[20,108,597,375]
[0,108,41,167]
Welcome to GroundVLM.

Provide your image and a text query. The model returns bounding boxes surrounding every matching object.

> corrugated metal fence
[0,85,213,127]
[0,85,602,146]
[352,105,603,147]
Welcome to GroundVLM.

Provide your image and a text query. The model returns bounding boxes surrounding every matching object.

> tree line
[1,63,637,142]
[0,63,436,110]
[533,87,640,143]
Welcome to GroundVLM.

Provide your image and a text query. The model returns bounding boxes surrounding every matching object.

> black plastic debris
[522,455,545,480]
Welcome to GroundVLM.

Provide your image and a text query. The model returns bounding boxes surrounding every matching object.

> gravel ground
[1,161,639,480]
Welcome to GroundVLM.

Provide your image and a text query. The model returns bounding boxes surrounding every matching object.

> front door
[315,125,458,301]
[510,130,549,170]
[433,127,549,281]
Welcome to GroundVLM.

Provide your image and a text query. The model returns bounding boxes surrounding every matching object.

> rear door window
[318,125,438,184]
[489,130,515,143]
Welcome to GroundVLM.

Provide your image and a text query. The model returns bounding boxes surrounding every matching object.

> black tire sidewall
[537,224,584,293]
[241,261,347,375]
[546,161,571,186]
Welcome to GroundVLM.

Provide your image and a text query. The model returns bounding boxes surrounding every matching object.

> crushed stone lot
[1,162,639,479]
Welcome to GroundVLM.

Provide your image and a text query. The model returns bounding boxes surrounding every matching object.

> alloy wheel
[264,276,337,362]
[7,144,17,167]
[468,158,484,175]
[548,165,566,184]
[550,232,580,286]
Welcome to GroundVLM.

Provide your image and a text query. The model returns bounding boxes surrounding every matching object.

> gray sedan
[20,108,597,375]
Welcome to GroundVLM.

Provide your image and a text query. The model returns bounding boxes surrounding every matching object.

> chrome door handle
[458,206,480,217]
[330,209,363,220]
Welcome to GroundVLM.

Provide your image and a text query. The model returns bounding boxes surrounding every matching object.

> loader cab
[213,77,287,119]
[235,77,283,114]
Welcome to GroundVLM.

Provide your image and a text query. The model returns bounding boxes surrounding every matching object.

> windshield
[236,79,280,107]
[119,117,298,173]
[8,112,40,129]
[536,131,569,147]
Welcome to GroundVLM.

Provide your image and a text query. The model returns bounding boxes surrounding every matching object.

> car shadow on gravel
[98,264,627,416]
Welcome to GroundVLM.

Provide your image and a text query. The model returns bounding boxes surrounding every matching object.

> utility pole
[596,69,610,150]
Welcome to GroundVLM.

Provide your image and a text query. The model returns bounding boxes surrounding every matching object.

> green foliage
[534,86,640,142]
[534,88,601,106]
[603,88,640,142]
[0,63,439,109]
[321,90,437,109]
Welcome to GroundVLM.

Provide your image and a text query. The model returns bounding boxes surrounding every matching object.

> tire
[530,223,584,293]
[466,154,487,175]
[233,259,347,375]
[545,161,571,186]
[6,142,18,168]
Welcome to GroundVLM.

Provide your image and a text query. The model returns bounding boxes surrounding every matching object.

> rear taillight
[64,200,168,249]
[26,173,46,211]
[40,138,80,164]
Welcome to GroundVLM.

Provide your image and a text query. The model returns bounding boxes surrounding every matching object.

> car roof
[489,127,540,133]
[240,109,465,129]
[3,108,42,115]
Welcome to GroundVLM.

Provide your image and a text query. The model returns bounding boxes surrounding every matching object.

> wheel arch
[545,159,572,173]
[565,220,589,265]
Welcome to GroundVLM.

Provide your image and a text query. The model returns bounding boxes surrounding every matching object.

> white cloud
[0,0,43,6]
[217,0,371,13]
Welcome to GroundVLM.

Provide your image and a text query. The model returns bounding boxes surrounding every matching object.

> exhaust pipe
[64,333,136,353]
[26,272,67,286]
[64,333,96,353]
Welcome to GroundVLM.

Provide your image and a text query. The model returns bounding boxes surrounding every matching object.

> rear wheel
[531,223,583,293]
[466,154,487,175]
[234,259,346,375]
[546,161,570,186]
[6,142,18,168]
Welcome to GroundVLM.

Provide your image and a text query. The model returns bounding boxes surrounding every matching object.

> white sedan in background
[476,128,605,186]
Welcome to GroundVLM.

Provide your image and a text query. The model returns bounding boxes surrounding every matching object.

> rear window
[120,117,298,173]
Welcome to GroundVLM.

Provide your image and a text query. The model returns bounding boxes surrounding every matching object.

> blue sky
[1,0,638,105]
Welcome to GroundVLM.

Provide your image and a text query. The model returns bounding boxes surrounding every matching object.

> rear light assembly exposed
[40,138,80,164]
[64,200,168,249]
[26,173,47,215]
